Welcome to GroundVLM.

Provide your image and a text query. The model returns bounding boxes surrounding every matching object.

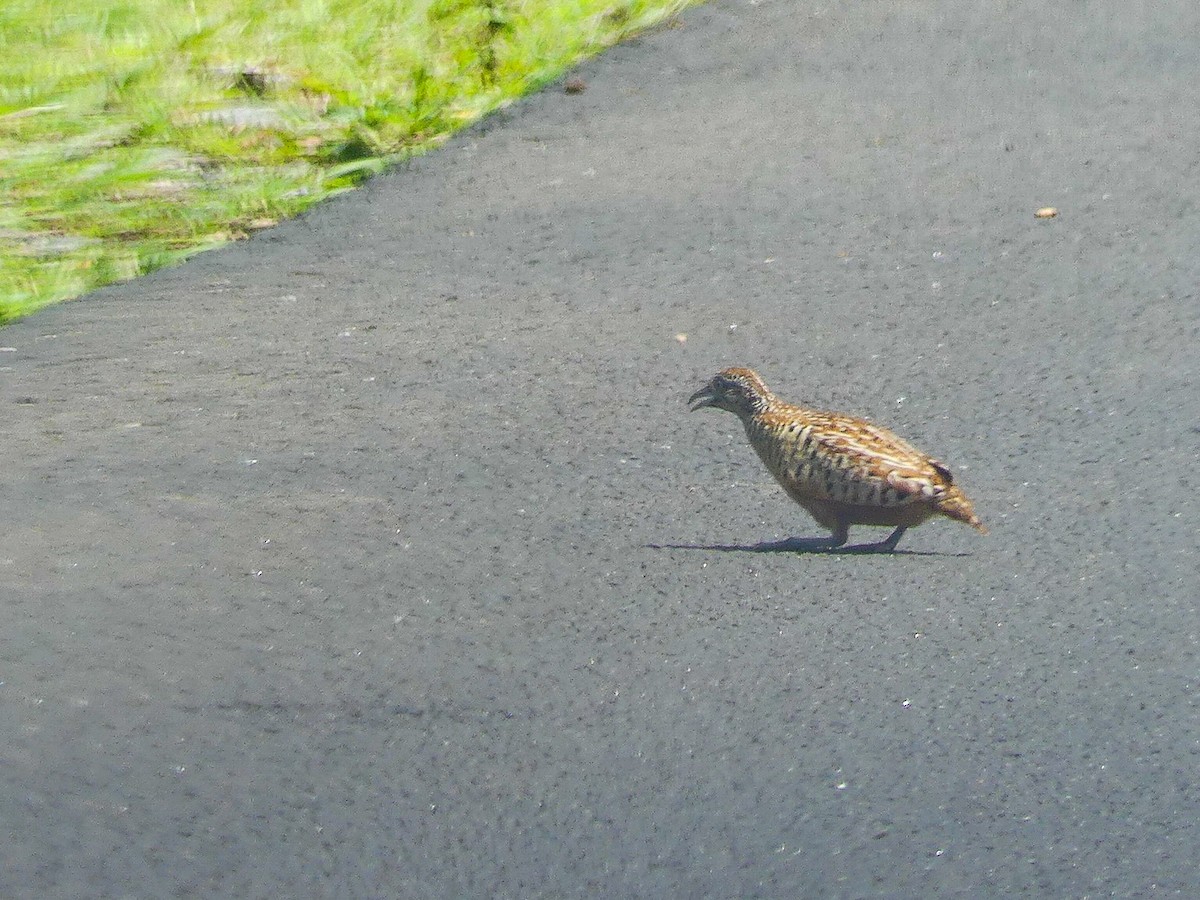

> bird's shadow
[647,538,968,558]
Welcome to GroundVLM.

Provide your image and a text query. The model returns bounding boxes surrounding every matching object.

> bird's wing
[811,418,953,501]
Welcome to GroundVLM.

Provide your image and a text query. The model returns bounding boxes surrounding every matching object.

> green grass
[0,0,692,324]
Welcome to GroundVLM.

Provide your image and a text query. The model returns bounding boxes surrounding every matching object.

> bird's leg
[839,525,908,553]
[871,525,907,553]
[827,521,850,548]
[774,522,848,552]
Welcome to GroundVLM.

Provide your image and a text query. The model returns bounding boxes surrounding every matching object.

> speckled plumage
[688,367,986,551]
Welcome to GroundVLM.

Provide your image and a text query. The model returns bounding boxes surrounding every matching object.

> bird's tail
[936,486,987,534]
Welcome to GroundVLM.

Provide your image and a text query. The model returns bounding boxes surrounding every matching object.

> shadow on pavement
[647,539,968,558]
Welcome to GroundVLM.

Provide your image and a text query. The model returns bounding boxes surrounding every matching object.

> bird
[688,367,986,552]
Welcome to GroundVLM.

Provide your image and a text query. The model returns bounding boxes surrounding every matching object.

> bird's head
[688,367,773,418]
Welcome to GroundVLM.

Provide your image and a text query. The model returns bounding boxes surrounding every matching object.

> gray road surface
[4,0,1200,895]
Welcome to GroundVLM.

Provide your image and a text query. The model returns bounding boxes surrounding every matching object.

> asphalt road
[4,1,1200,895]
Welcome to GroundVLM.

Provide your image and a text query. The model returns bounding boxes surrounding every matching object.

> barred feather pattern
[748,409,945,508]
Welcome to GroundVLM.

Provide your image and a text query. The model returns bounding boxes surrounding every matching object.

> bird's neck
[741,391,774,420]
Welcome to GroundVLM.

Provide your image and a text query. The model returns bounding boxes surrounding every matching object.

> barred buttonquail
[689,367,986,552]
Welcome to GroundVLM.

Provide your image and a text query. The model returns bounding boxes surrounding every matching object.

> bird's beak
[688,384,716,411]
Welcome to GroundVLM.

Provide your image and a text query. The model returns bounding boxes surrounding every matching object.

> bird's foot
[838,526,907,554]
